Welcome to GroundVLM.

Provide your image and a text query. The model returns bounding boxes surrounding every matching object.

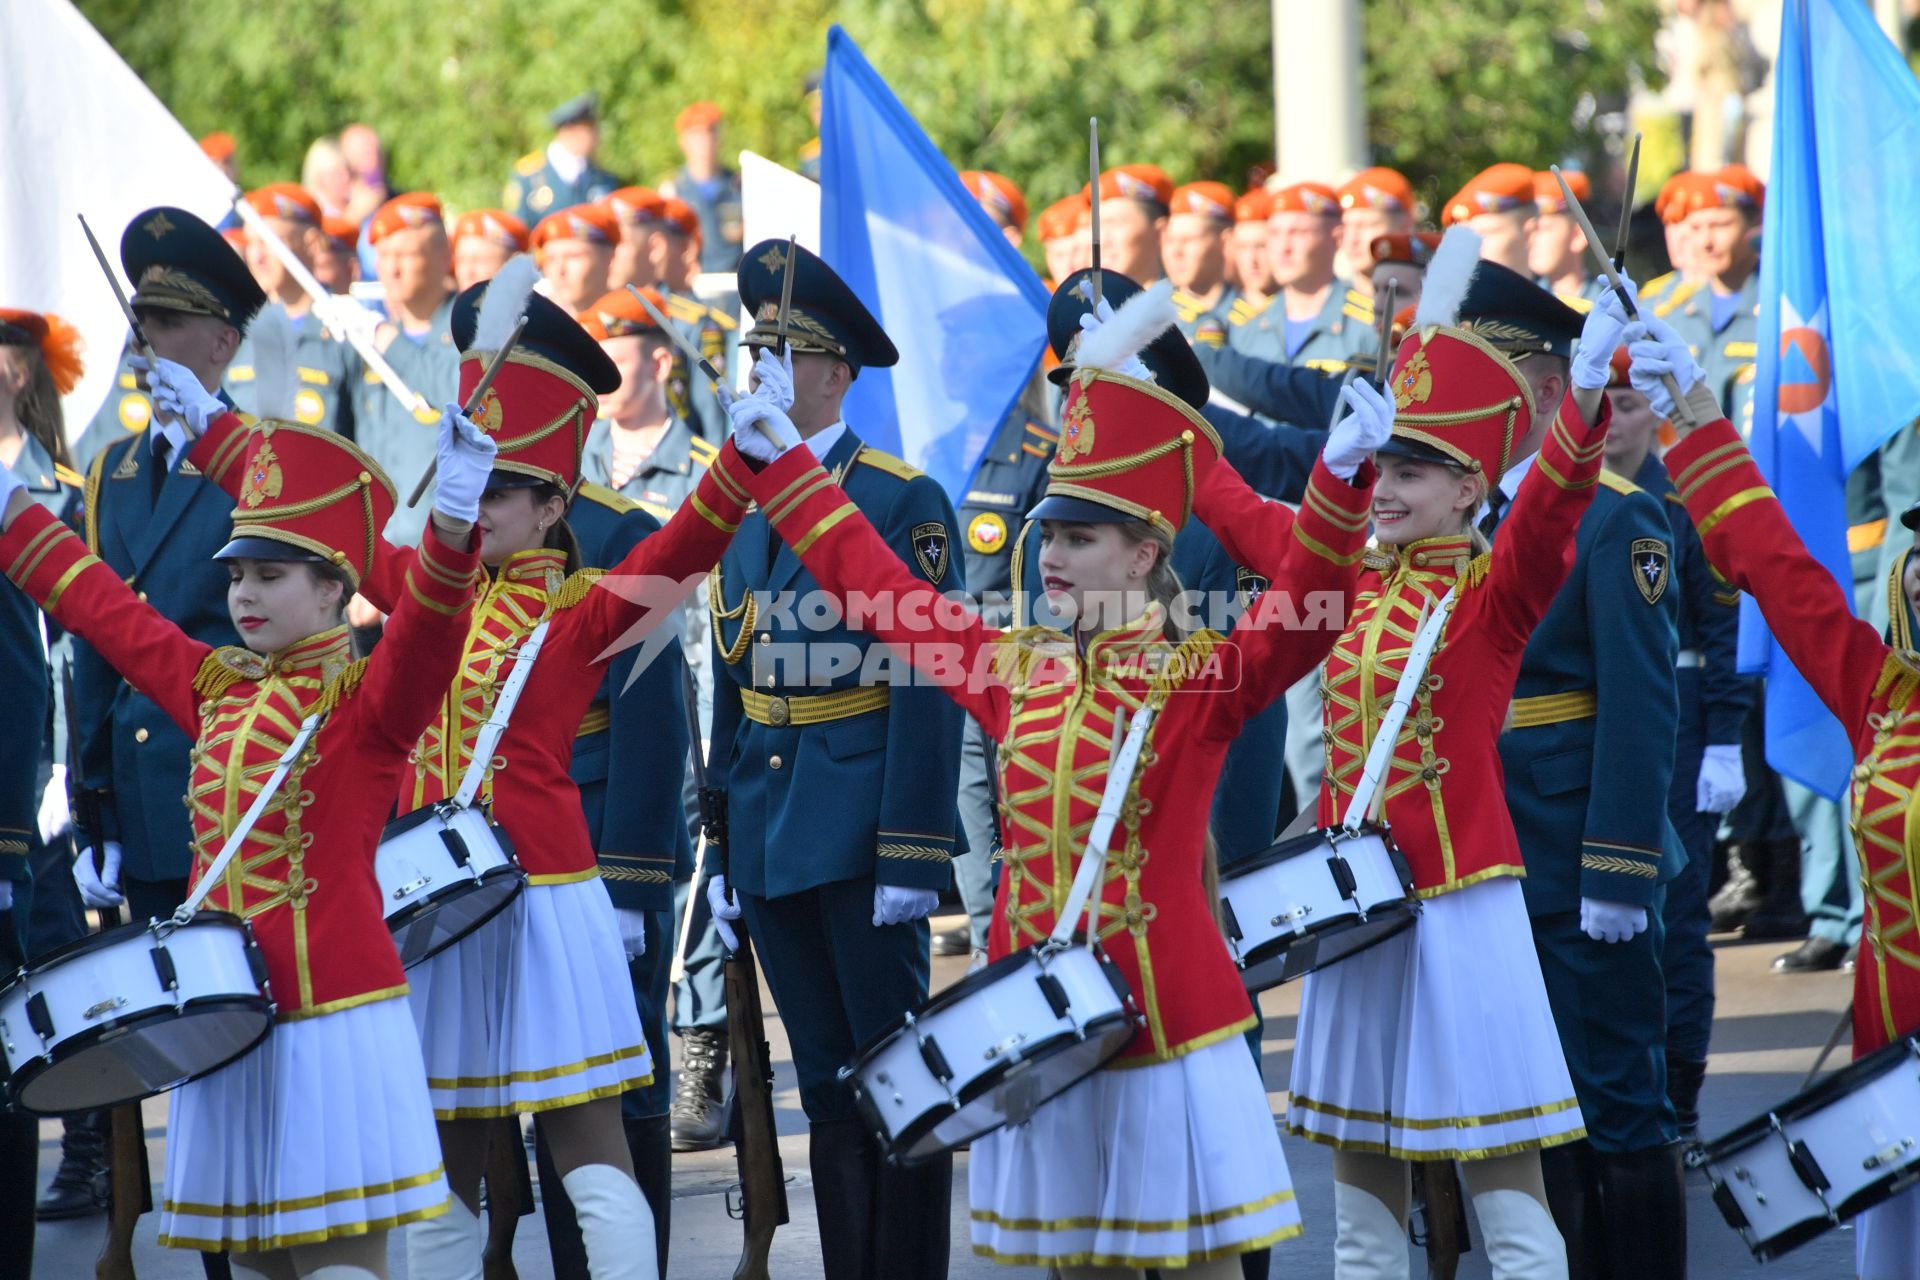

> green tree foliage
[78,0,1656,221]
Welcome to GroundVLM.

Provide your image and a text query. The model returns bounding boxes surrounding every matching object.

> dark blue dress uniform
[75,206,261,919]
[72,340,157,470]
[505,93,623,224]
[711,241,962,1276]
[535,482,691,1277]
[1632,450,1748,1134]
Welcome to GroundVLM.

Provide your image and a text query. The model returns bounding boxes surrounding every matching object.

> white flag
[0,0,236,439]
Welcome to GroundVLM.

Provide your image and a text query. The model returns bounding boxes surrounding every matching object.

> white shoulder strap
[1339,588,1457,833]
[452,617,551,810]
[172,712,324,925]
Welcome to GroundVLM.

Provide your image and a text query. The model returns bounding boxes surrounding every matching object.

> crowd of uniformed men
[4,80,1913,1279]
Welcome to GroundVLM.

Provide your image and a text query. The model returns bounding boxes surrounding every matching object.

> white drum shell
[855,947,1127,1145]
[1220,831,1402,960]
[0,921,262,1072]
[376,805,514,921]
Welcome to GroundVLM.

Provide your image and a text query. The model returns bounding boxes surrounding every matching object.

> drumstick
[1088,118,1103,314]
[405,315,528,508]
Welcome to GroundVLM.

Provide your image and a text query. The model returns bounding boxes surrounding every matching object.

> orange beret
[658,197,701,241]
[1169,181,1236,222]
[960,170,1029,233]
[531,203,618,253]
[1659,172,1721,225]
[1391,303,1417,344]
[1654,171,1692,221]
[451,208,530,252]
[581,287,668,341]
[1713,164,1765,214]
[199,131,236,163]
[1534,169,1590,213]
[1369,230,1443,267]
[606,186,666,227]
[1441,163,1537,226]
[1091,164,1174,209]
[1234,189,1273,224]
[0,308,84,396]
[1337,167,1414,215]
[320,216,361,253]
[1269,182,1341,217]
[367,192,446,244]
[1037,194,1089,242]
[1608,345,1633,389]
[245,183,322,226]
[676,101,723,132]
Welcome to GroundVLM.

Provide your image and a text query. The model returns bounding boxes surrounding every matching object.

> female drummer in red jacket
[716,283,1380,1275]
[1195,268,1639,1274]
[258,284,757,1280]
[1627,314,1920,1280]
[0,358,493,1276]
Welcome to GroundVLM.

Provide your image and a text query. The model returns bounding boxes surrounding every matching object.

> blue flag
[820,25,1050,498]
[1741,0,1920,798]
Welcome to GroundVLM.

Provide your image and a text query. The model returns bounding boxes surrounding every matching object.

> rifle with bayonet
[682,662,786,1279]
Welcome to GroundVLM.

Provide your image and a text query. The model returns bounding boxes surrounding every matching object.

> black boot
[35,1110,109,1220]
[1741,838,1810,941]
[1665,1054,1708,1141]
[809,1118,878,1280]
[625,1115,672,1279]
[671,1027,728,1152]
[1540,1139,1604,1280]
[875,1148,952,1278]
[1596,1144,1687,1280]
[1707,842,1761,932]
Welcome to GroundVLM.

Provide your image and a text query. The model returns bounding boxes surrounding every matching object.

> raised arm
[0,503,207,736]
[1195,341,1346,428]
[344,517,484,751]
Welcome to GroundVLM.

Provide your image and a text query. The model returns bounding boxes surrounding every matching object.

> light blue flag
[820,25,1050,498]
[1738,0,1920,798]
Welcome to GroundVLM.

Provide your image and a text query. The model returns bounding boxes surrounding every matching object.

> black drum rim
[6,995,275,1114]
[1234,903,1419,994]
[393,874,525,970]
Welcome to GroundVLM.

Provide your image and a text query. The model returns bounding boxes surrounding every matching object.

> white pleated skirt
[1288,875,1586,1160]
[1858,1183,1920,1280]
[408,874,652,1119]
[157,996,448,1252]
[968,1036,1301,1268]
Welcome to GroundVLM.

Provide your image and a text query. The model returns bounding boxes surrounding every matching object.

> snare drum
[377,803,525,968]
[0,912,273,1114]
[1218,825,1419,993]
[841,942,1141,1166]
[1689,1034,1920,1261]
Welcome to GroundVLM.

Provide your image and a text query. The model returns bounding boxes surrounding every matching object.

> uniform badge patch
[912,522,950,585]
[967,511,1008,555]
[1631,537,1671,604]
[1235,566,1270,608]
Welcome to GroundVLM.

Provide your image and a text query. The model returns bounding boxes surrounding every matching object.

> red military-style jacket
[739,446,1375,1064]
[1669,418,1920,1057]
[1202,395,1612,896]
[0,501,482,1019]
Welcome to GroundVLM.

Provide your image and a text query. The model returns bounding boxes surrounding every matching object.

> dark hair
[305,558,356,624]
[1,344,74,472]
[534,482,584,574]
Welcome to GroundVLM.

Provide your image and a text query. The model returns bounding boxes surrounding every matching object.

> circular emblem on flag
[1777,326,1831,416]
[967,511,1008,554]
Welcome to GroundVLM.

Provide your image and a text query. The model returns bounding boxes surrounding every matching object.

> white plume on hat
[473,254,538,353]
[1412,225,1483,331]
[248,306,298,422]
[1076,278,1178,377]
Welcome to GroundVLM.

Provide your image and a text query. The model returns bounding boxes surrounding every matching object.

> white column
[1272,0,1367,186]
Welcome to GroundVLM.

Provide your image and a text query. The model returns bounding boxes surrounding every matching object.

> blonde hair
[1115,519,1188,641]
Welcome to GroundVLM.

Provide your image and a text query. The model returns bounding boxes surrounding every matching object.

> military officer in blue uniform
[533,482,691,1280]
[1164,181,1242,344]
[705,241,963,1278]
[1662,172,1760,433]
[1597,349,1750,1140]
[71,340,158,469]
[505,91,623,225]
[224,184,356,436]
[659,102,745,273]
[1227,181,1377,377]
[1466,263,1688,1278]
[649,198,736,444]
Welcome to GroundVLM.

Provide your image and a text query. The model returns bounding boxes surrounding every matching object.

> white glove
[707,873,743,951]
[1323,379,1394,480]
[612,906,648,959]
[1570,278,1637,391]
[1696,743,1747,814]
[431,403,498,525]
[134,354,224,438]
[1076,303,1152,380]
[728,393,802,465]
[1580,897,1649,944]
[749,347,796,411]
[0,880,12,915]
[873,884,940,928]
[1623,315,1708,419]
[38,765,71,843]
[75,841,124,909]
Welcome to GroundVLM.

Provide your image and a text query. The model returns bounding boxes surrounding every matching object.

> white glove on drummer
[75,841,124,909]
[1581,897,1649,944]
[1624,316,1708,419]
[612,907,647,959]
[134,354,225,439]
[1695,743,1746,814]
[1323,379,1394,481]
[1076,298,1152,380]
[1569,279,1637,391]
[729,390,802,466]
[873,884,939,928]
[39,765,71,843]
[707,873,744,951]
[431,403,498,525]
